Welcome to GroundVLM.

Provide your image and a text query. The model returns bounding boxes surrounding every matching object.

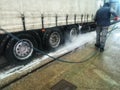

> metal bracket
[41,14,44,29]
[87,14,89,22]
[74,14,76,24]
[66,14,68,25]
[55,14,58,26]
[21,14,26,31]
[81,14,83,23]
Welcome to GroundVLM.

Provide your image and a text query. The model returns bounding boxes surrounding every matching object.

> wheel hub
[49,32,60,48]
[13,39,33,60]
[69,28,78,41]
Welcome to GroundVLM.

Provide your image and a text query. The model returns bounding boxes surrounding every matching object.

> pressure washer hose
[0,23,119,64]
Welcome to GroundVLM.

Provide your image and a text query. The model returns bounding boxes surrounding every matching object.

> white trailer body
[0,0,98,33]
[0,0,101,64]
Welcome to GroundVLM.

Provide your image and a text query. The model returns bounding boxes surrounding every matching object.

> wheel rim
[49,32,60,48]
[69,28,78,40]
[13,39,33,60]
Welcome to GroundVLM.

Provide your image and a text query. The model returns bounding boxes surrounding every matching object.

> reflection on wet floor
[2,23,120,90]
[94,23,120,88]
[102,24,120,82]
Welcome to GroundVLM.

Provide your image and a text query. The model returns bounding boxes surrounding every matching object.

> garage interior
[1,23,120,90]
[0,0,120,90]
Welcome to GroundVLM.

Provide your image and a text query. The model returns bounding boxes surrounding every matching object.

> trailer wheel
[5,34,38,65]
[66,25,79,42]
[29,31,42,50]
[86,25,91,32]
[81,24,91,33]
[43,29,63,50]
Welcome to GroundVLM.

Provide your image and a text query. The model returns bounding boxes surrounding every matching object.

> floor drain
[51,79,77,90]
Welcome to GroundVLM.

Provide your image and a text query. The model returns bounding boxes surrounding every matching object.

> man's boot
[100,47,104,52]
[95,43,100,48]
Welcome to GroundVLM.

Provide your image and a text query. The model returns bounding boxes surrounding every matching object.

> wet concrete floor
[2,24,120,90]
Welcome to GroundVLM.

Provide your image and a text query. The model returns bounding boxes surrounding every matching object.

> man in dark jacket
[94,2,118,52]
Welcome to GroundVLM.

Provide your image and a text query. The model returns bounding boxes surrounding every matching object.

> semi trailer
[0,0,101,64]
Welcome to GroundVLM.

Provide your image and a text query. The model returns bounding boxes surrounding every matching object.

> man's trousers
[96,26,108,48]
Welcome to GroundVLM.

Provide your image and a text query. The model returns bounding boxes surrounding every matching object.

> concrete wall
[0,0,98,33]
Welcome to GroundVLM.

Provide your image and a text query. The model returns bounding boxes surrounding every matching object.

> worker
[94,2,119,52]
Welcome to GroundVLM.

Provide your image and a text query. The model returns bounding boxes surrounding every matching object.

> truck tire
[65,25,79,42]
[29,31,42,50]
[85,24,91,32]
[81,23,91,33]
[43,28,63,50]
[0,35,11,56]
[5,34,38,65]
